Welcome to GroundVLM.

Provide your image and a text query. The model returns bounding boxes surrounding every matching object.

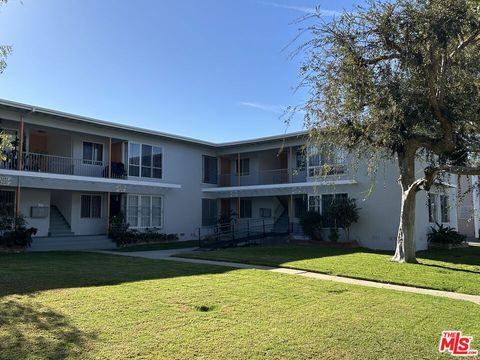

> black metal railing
[0,152,127,179]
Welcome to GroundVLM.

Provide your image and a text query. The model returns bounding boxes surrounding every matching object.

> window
[308,195,321,213]
[235,158,250,176]
[203,155,218,184]
[307,148,321,177]
[440,194,450,223]
[127,195,163,228]
[240,199,252,218]
[83,142,103,165]
[295,150,306,170]
[308,193,348,227]
[428,193,438,223]
[259,208,272,218]
[128,143,162,179]
[294,197,307,218]
[202,199,217,226]
[81,195,102,218]
[0,190,15,218]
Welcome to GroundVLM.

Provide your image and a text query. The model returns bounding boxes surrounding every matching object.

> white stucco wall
[20,188,51,237]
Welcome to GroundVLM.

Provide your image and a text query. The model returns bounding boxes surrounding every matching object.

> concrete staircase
[49,205,74,237]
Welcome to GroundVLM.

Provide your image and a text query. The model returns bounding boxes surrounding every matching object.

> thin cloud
[260,1,342,16]
[239,101,285,114]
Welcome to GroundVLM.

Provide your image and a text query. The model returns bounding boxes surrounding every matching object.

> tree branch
[450,31,480,58]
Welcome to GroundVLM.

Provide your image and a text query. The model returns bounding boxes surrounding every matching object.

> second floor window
[203,155,218,184]
[83,142,103,165]
[235,158,250,176]
[128,143,162,179]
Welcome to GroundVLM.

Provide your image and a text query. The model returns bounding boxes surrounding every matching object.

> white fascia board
[0,169,181,189]
[202,179,357,193]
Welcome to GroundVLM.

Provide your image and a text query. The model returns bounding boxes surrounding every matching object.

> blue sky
[0,0,358,142]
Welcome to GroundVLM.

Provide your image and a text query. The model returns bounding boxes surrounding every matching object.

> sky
[0,0,358,142]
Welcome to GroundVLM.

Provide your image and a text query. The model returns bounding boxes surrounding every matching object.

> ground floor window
[127,194,163,228]
[440,194,450,223]
[202,199,217,226]
[0,190,15,218]
[428,193,439,223]
[240,199,252,218]
[308,193,348,227]
[81,194,102,218]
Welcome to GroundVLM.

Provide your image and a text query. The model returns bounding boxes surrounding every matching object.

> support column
[108,138,112,178]
[17,116,24,170]
[15,184,21,217]
[237,153,240,186]
[106,192,111,233]
[289,146,293,183]
[237,197,241,219]
[289,194,294,233]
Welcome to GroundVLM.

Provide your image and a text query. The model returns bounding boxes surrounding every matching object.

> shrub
[299,211,323,240]
[108,212,178,246]
[0,214,37,249]
[328,227,339,242]
[427,223,466,246]
[327,197,360,241]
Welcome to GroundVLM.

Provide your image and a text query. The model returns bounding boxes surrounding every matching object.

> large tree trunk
[392,149,419,264]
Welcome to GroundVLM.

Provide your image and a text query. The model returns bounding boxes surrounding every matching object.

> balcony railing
[218,165,350,187]
[0,152,126,179]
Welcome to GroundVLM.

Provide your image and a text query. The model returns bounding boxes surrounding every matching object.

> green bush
[327,198,360,241]
[109,212,178,246]
[427,223,466,245]
[0,214,37,249]
[299,211,323,240]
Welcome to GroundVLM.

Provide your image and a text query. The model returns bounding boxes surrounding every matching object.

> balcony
[217,164,350,187]
[0,152,126,179]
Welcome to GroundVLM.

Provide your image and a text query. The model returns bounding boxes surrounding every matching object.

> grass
[1,252,479,359]
[113,240,198,252]
[178,244,480,295]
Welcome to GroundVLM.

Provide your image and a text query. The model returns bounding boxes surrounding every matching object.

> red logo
[439,331,478,356]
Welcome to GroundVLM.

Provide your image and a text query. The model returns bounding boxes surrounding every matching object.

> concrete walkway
[96,248,480,305]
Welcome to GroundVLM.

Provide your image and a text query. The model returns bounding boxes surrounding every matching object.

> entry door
[220,157,231,186]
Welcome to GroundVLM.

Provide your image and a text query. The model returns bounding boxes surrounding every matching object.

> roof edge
[0,98,307,148]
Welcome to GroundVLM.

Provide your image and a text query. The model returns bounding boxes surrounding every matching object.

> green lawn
[0,252,478,359]
[113,240,199,252]
[178,244,480,295]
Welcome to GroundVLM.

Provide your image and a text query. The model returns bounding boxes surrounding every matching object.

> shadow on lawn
[417,246,480,267]
[0,251,230,297]
[0,299,94,359]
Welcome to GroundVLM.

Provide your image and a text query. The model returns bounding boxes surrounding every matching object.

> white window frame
[82,141,104,166]
[235,158,250,176]
[126,194,164,229]
[127,142,163,179]
[80,194,102,219]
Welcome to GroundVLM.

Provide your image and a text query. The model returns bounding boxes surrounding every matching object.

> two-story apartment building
[0,99,458,250]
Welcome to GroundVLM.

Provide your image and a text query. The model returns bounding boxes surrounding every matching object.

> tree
[298,0,480,263]
[0,0,12,160]
[328,198,360,242]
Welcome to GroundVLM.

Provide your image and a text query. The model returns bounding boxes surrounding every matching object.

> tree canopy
[299,0,480,262]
